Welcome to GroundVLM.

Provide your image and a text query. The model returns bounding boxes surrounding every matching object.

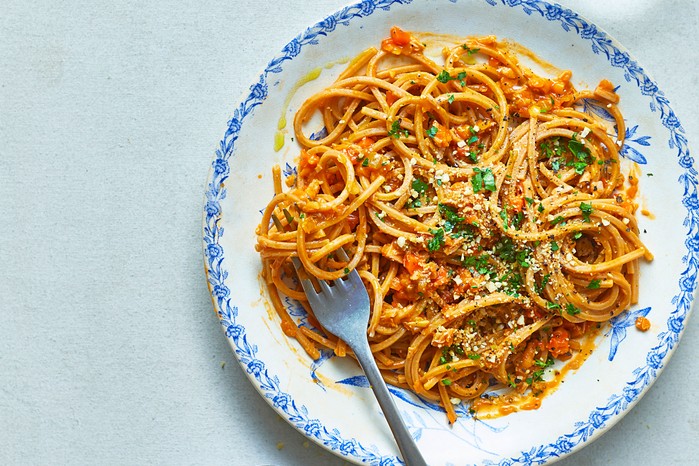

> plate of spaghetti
[203,1,695,464]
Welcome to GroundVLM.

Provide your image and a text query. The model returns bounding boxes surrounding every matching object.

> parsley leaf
[412,178,429,194]
[439,203,464,225]
[535,273,551,294]
[500,205,509,231]
[534,357,554,368]
[471,169,483,193]
[436,70,451,83]
[456,71,466,86]
[580,202,593,222]
[587,279,601,289]
[462,45,480,55]
[427,228,445,251]
[388,119,408,138]
[426,125,438,138]
[540,142,553,158]
[551,158,561,172]
[461,254,493,275]
[481,168,496,191]
[516,249,530,268]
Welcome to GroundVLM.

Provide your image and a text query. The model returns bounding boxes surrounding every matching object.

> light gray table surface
[2,1,697,464]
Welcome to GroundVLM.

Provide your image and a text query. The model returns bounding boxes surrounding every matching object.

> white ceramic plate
[203,1,696,464]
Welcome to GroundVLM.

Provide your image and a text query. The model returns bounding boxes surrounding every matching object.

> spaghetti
[255,28,652,422]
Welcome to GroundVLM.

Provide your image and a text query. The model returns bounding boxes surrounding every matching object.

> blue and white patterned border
[203,1,696,464]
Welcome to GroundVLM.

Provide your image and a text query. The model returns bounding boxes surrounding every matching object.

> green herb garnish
[427,228,445,251]
[565,303,581,315]
[587,279,601,289]
[436,70,451,83]
[388,119,408,138]
[580,202,593,222]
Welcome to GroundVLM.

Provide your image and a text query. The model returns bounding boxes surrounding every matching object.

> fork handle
[351,338,428,466]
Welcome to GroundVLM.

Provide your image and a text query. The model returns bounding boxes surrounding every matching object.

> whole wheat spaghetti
[255,28,652,422]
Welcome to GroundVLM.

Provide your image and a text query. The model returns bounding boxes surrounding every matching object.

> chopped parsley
[534,357,554,368]
[411,178,429,194]
[427,228,445,251]
[361,157,369,167]
[467,353,481,360]
[436,70,467,86]
[535,273,551,294]
[500,205,509,231]
[565,303,581,315]
[471,167,496,193]
[461,254,493,276]
[493,237,517,263]
[580,202,593,222]
[441,378,452,386]
[550,240,559,252]
[438,203,464,231]
[512,211,524,230]
[551,158,561,172]
[456,71,467,86]
[516,249,530,268]
[527,358,554,384]
[447,94,455,104]
[507,374,517,388]
[540,142,553,158]
[388,119,409,138]
[587,279,601,289]
[436,70,452,83]
[568,138,589,161]
[426,125,438,138]
[462,45,480,55]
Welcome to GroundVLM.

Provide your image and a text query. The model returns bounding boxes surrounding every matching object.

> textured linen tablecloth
[1,1,697,464]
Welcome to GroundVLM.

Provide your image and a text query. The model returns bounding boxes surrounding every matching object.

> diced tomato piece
[390,26,411,46]
[403,252,423,274]
[430,121,452,148]
[299,149,319,169]
[547,327,570,358]
[511,195,525,213]
[346,211,359,230]
[358,137,375,149]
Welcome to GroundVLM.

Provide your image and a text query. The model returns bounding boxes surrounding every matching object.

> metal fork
[290,255,427,466]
